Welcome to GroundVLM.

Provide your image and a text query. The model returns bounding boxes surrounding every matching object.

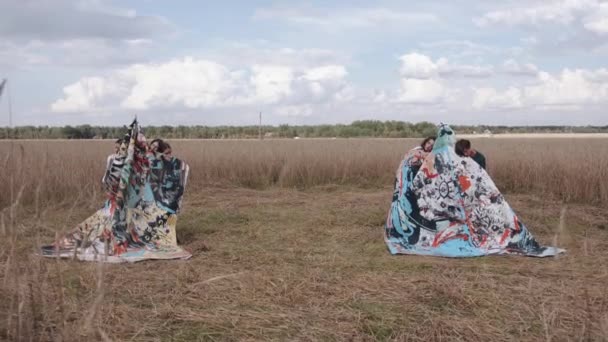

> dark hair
[158,141,171,153]
[115,138,122,144]
[455,139,471,156]
[149,138,162,147]
[150,138,171,153]
[420,136,436,148]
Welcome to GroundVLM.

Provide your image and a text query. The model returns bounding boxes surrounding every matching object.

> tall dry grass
[1,138,607,208]
[2,186,607,341]
[1,137,607,341]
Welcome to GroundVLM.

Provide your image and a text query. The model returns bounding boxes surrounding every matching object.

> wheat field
[1,138,608,341]
[1,138,607,208]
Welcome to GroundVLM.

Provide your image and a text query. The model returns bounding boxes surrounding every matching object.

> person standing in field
[455,139,486,170]
[147,138,187,215]
[102,138,124,184]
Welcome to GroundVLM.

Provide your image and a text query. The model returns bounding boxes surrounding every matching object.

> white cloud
[252,6,438,30]
[398,78,445,104]
[585,68,608,82]
[248,65,294,104]
[57,39,155,67]
[302,65,347,82]
[51,57,350,113]
[50,50,608,125]
[439,62,494,78]
[0,40,50,68]
[420,40,497,56]
[0,1,172,69]
[525,69,608,106]
[394,52,494,105]
[52,76,127,112]
[0,38,158,68]
[399,53,439,79]
[4,1,607,126]
[474,0,594,28]
[372,90,388,103]
[473,0,608,53]
[392,54,608,114]
[472,68,608,110]
[274,105,313,117]
[297,65,350,103]
[473,87,523,109]
[396,53,446,104]
[583,2,608,34]
[474,0,608,48]
[0,0,173,41]
[120,59,246,110]
[502,59,539,76]
[206,43,351,69]
[399,53,494,79]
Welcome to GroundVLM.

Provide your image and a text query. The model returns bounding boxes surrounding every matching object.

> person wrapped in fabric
[406,136,435,176]
[147,138,186,213]
[102,138,125,184]
[455,139,486,170]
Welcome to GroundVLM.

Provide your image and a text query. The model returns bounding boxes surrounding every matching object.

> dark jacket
[472,151,486,170]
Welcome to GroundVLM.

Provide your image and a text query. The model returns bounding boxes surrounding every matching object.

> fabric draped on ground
[41,120,191,263]
[385,124,565,257]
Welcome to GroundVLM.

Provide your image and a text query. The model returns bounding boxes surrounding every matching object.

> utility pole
[8,80,12,129]
[0,79,8,127]
[258,111,263,140]
[2,78,15,229]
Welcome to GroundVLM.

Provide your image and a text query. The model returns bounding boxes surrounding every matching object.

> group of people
[42,119,193,262]
[413,136,486,170]
[40,121,564,261]
[385,123,563,257]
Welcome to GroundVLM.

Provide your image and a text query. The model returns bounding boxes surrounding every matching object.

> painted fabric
[41,119,191,263]
[385,124,564,257]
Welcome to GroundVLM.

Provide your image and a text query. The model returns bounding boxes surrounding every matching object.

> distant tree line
[1,120,607,139]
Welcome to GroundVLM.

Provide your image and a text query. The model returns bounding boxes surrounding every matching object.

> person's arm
[102,155,113,184]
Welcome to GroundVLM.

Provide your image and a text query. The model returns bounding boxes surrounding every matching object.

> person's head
[455,139,472,157]
[158,141,171,155]
[420,136,436,152]
[149,138,171,155]
[114,138,122,153]
[149,138,162,153]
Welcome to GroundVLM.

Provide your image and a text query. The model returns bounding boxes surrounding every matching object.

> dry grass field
[2,138,607,208]
[1,138,608,341]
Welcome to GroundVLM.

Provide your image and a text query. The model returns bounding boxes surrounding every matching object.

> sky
[0,0,607,127]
